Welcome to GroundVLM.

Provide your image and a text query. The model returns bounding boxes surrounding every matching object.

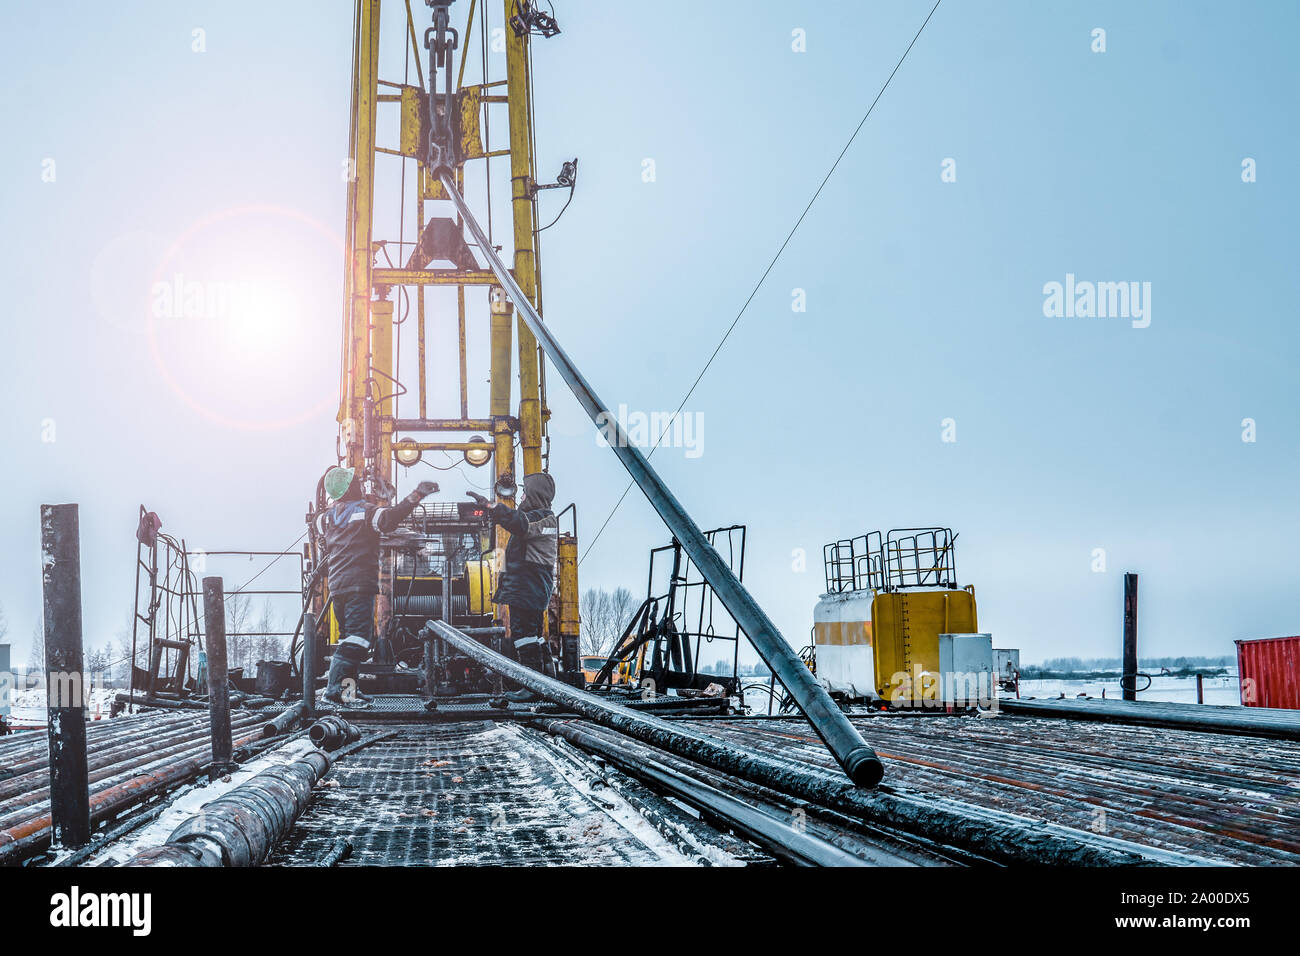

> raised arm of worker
[373,480,438,532]
[465,488,538,536]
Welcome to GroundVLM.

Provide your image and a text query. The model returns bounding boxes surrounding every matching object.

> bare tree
[225,593,253,673]
[86,647,110,683]
[255,599,285,663]
[607,587,635,643]
[579,586,637,657]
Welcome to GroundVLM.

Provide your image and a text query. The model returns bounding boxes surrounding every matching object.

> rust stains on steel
[0,723,264,866]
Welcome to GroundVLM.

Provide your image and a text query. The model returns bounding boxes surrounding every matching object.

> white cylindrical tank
[812,590,877,701]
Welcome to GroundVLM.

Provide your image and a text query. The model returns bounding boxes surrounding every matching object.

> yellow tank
[811,590,877,701]
[871,587,977,705]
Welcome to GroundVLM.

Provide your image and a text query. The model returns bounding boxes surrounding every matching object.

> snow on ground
[5,686,123,730]
[1016,671,1242,706]
[741,672,1246,712]
[510,723,724,866]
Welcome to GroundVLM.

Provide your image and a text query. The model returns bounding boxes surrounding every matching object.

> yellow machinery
[314,0,582,688]
[820,528,978,706]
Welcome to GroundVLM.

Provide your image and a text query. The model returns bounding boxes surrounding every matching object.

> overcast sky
[1,1,1297,671]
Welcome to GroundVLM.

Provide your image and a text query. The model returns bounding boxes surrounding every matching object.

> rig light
[464,436,491,468]
[394,439,422,467]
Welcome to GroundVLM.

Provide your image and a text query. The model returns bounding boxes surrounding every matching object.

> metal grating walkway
[269,721,692,866]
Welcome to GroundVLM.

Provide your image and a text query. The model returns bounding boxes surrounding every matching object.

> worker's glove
[466,491,490,507]
[405,481,438,503]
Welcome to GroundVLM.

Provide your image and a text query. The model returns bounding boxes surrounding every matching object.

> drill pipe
[308,715,363,751]
[0,712,203,776]
[0,727,263,866]
[262,702,310,739]
[0,713,264,805]
[429,619,889,803]
[124,748,332,867]
[427,623,1207,866]
[544,717,1215,867]
[0,714,264,825]
[535,718,865,866]
[439,171,883,788]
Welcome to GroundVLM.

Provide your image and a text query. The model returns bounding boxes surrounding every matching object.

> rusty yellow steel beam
[373,268,498,286]
[504,0,542,478]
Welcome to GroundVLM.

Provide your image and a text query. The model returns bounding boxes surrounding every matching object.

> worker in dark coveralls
[468,472,558,702]
[316,466,437,708]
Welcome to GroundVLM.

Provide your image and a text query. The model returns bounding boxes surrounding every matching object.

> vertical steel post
[343,0,382,473]
[302,610,318,718]
[203,577,233,773]
[41,504,91,847]
[504,2,544,477]
[1196,672,1204,705]
[1122,572,1139,702]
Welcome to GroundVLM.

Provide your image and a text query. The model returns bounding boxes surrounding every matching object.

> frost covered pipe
[0,713,264,807]
[124,748,333,867]
[432,620,1206,867]
[263,701,310,739]
[429,620,879,800]
[439,172,883,788]
[0,726,264,866]
[551,719,1215,868]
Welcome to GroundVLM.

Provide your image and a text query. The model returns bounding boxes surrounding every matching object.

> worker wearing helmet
[315,466,437,708]
[468,471,558,702]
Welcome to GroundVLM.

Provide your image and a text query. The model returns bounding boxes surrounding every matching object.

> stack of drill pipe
[537,717,1213,867]
[0,711,194,776]
[124,747,334,867]
[0,713,265,865]
[0,712,264,811]
[429,623,1209,866]
[0,712,230,783]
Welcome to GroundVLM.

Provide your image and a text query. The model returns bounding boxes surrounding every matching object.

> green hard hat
[324,466,357,500]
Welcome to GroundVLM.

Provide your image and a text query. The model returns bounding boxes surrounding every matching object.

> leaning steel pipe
[438,171,882,787]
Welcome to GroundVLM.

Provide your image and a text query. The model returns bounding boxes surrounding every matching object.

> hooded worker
[315,466,437,708]
[468,471,558,701]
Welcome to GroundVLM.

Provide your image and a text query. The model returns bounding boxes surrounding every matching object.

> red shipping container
[1236,636,1300,709]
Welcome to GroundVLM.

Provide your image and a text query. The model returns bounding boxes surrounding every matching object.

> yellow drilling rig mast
[324,0,580,684]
